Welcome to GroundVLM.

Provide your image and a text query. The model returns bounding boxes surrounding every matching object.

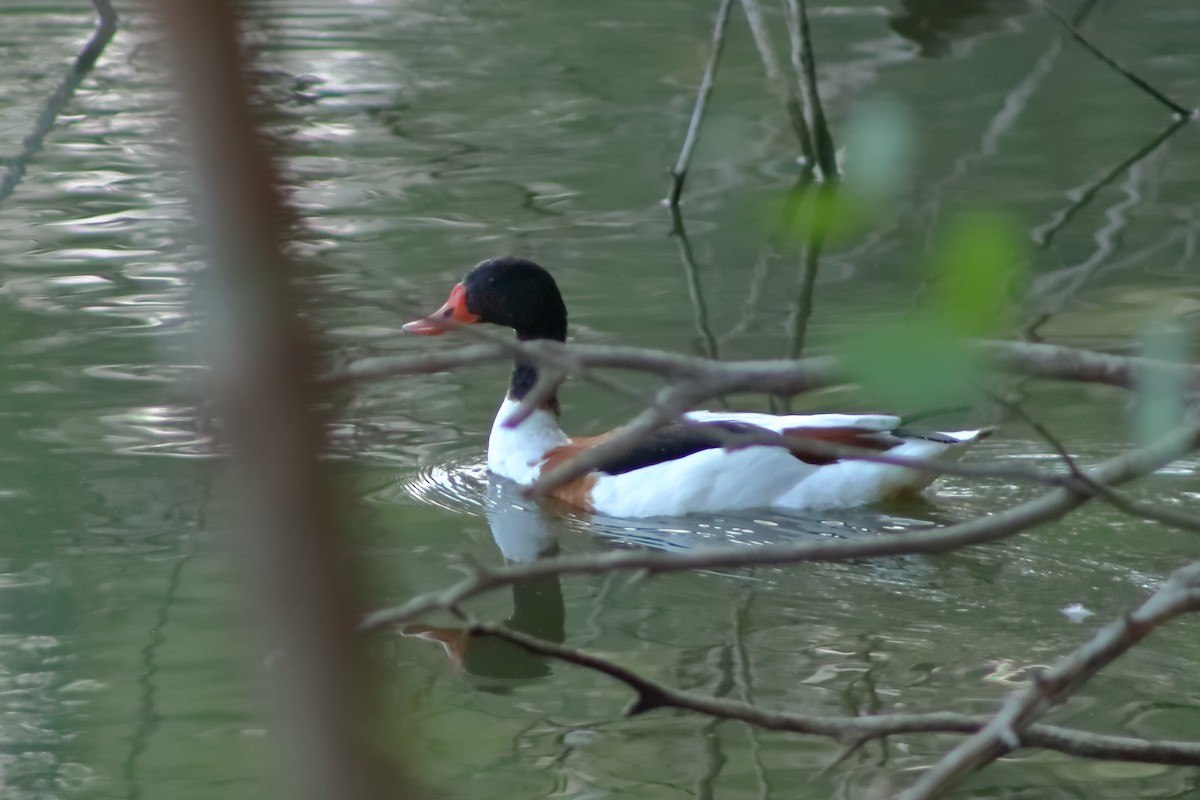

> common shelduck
[403,257,992,518]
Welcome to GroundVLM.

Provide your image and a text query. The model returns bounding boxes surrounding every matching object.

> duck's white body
[488,398,988,518]
[406,257,992,519]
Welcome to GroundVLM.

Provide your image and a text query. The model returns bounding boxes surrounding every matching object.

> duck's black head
[404,257,567,343]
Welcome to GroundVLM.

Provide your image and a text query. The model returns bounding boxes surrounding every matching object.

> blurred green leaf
[774,97,917,245]
[839,212,1024,409]
[931,212,1023,337]
[841,317,979,410]
[842,95,914,203]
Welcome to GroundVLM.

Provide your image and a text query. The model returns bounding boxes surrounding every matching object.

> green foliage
[930,212,1023,337]
[842,317,978,409]
[840,213,1025,409]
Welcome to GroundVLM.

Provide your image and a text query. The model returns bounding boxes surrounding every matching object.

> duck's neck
[489,330,569,484]
[488,395,569,484]
[509,329,564,416]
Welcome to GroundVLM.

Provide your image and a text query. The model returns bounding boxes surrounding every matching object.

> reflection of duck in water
[400,481,564,686]
[404,258,990,518]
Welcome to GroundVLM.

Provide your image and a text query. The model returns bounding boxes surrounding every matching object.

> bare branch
[154,3,416,797]
[899,561,1200,799]
[783,0,837,179]
[668,203,721,361]
[785,183,836,359]
[465,621,1200,766]
[978,340,1200,394]
[667,0,737,207]
[994,393,1200,533]
[739,0,815,161]
[333,338,1200,398]
[1029,0,1193,118]
[362,419,1200,630]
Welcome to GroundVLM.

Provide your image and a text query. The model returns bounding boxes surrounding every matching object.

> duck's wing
[683,410,902,433]
[592,419,774,476]
[547,413,913,478]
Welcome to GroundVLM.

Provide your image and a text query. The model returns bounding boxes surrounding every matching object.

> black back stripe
[596,421,773,475]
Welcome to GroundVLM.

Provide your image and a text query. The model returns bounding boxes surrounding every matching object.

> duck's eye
[442,308,453,318]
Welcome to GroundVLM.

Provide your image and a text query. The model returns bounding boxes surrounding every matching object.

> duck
[403,257,992,518]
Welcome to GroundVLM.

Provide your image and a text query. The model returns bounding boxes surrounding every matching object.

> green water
[1,1,1199,798]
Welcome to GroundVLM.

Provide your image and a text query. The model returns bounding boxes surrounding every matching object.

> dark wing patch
[595,420,770,475]
[549,419,921,479]
[780,426,900,465]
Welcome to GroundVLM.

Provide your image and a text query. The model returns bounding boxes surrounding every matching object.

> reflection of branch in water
[899,560,1200,799]
[0,0,118,208]
[123,554,189,800]
[1033,118,1187,249]
[729,591,774,799]
[785,183,837,361]
[739,0,815,162]
[669,204,720,361]
[694,638,734,800]
[363,416,1200,631]
[1031,0,1193,118]
[783,0,837,180]
[667,0,736,207]
[468,619,1200,766]
[1024,152,1156,340]
[845,0,1093,262]
[722,172,816,345]
[123,483,206,800]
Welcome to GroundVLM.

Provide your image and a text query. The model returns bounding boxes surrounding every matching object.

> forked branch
[466,620,1200,766]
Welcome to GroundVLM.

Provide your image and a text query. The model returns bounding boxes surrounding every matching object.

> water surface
[1,1,1199,798]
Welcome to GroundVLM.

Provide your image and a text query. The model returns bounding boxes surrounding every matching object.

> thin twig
[329,336,1200,503]
[994,393,1200,533]
[1030,0,1193,117]
[667,0,737,207]
[783,0,837,179]
[898,561,1200,799]
[722,172,816,344]
[669,203,721,360]
[464,621,1200,766]
[361,419,1200,630]
[785,182,837,360]
[333,339,1200,397]
[841,0,1103,266]
[1033,118,1188,248]
[738,0,815,161]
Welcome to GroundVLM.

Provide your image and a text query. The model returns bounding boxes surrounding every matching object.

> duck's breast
[488,398,569,484]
